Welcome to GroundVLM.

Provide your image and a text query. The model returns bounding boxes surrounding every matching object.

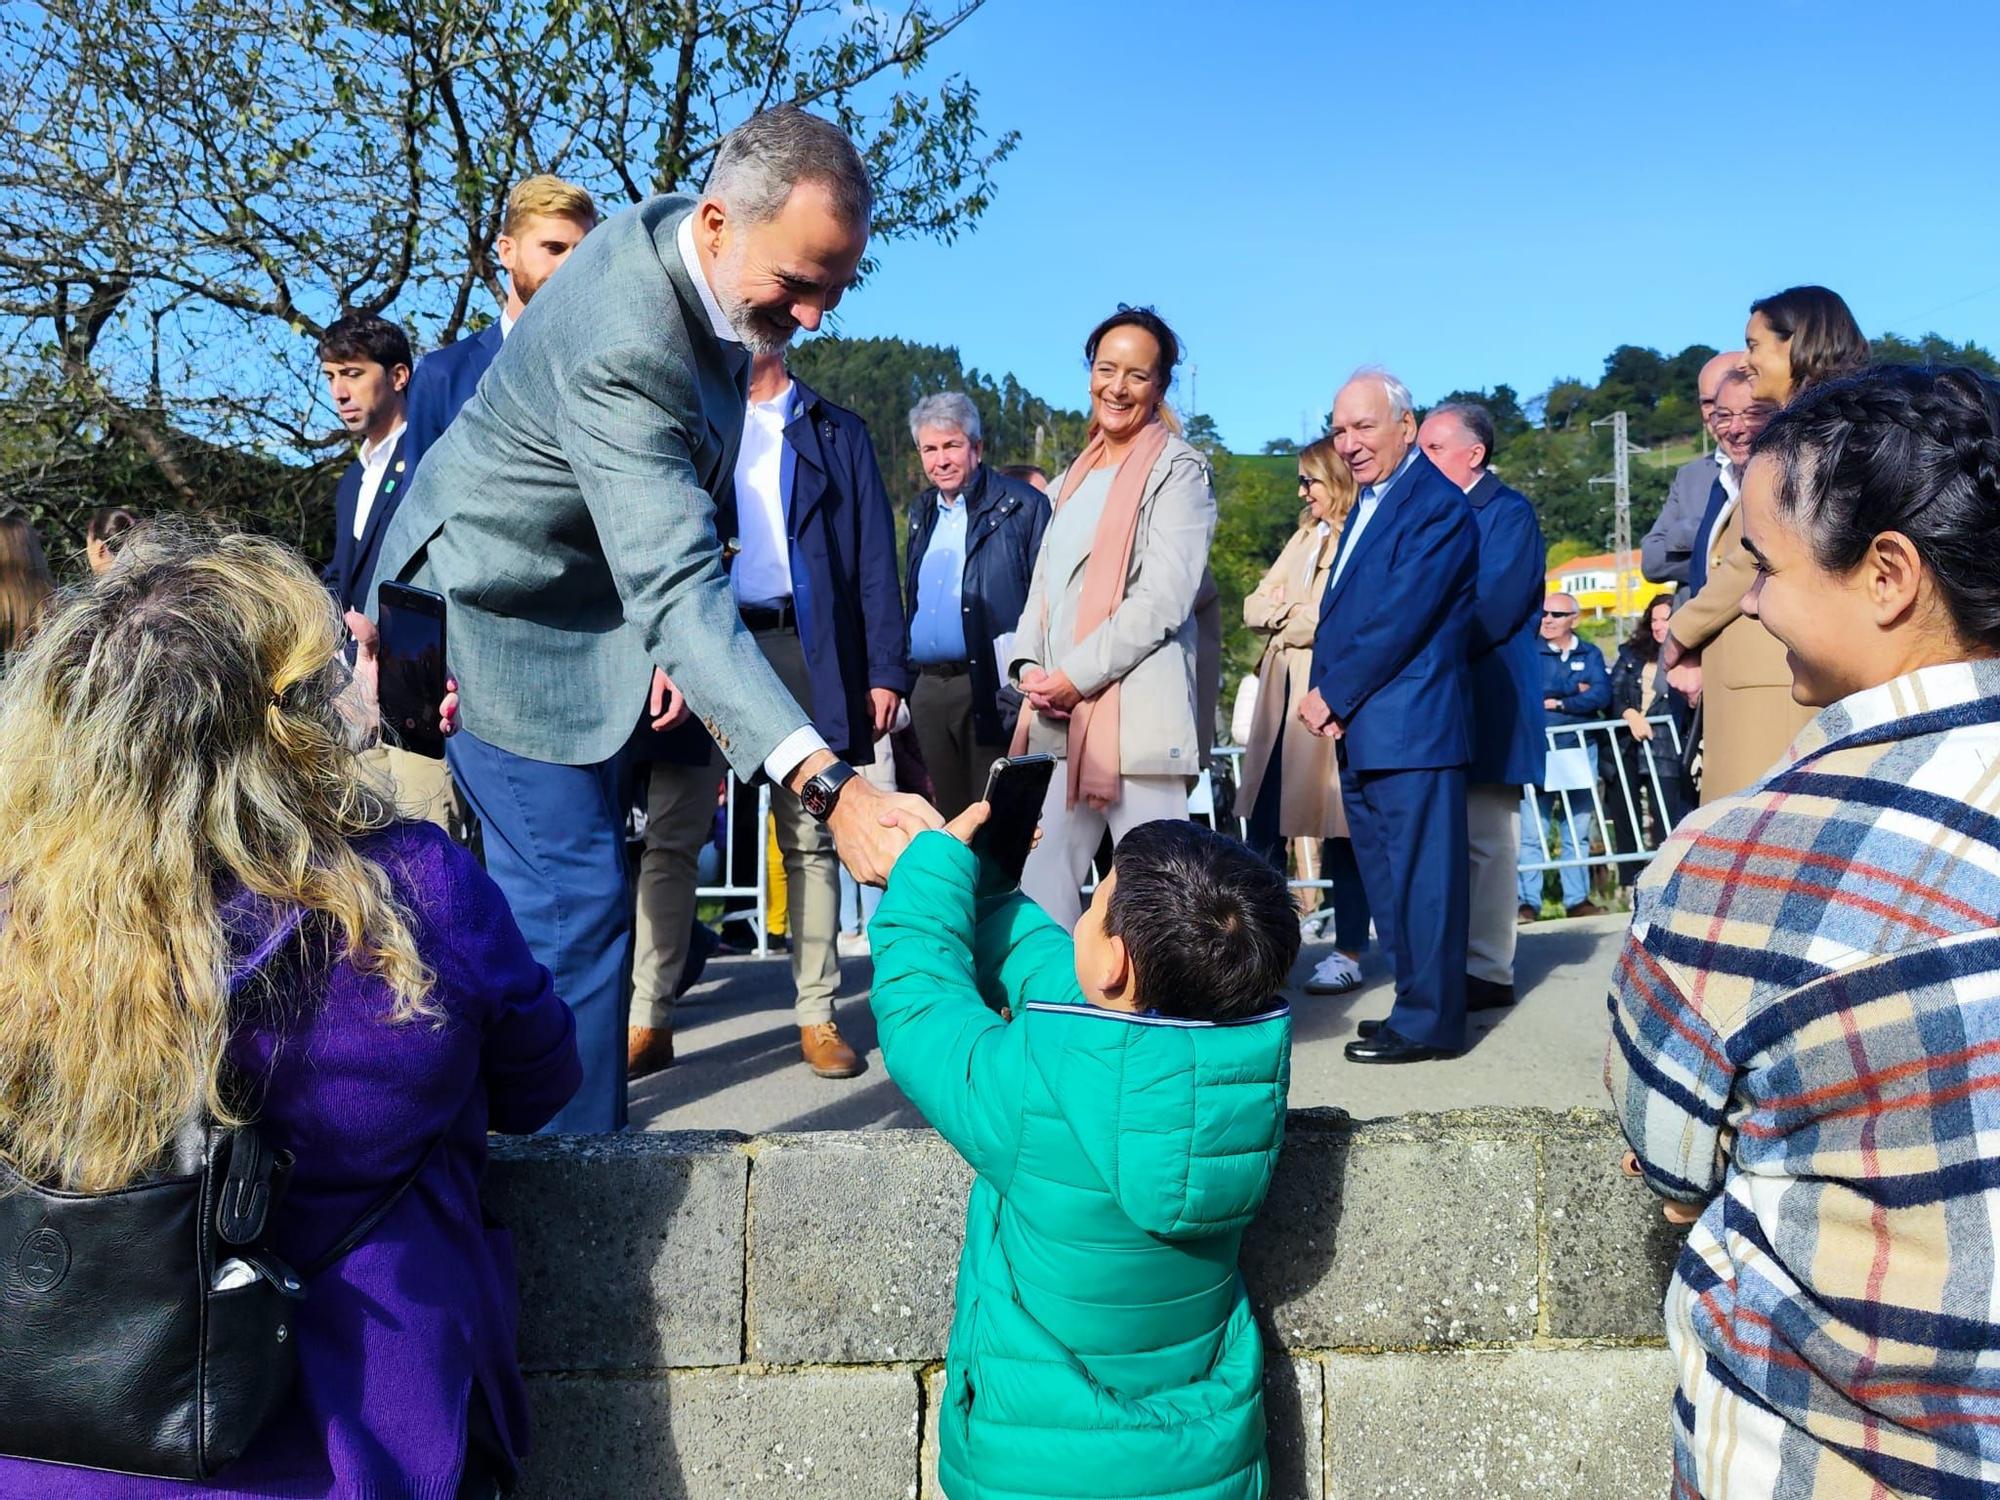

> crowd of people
[0,101,1996,1500]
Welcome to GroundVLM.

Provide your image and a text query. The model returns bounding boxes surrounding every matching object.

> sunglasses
[1543,609,1578,619]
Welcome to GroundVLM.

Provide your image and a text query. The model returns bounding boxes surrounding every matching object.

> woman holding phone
[1010,307,1217,930]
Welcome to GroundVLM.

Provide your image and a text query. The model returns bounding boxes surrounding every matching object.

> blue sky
[825,0,2000,450]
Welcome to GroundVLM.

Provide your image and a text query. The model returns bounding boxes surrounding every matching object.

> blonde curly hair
[0,523,436,1192]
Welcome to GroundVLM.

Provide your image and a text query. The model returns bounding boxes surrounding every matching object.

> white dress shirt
[351,419,408,541]
[732,383,797,607]
[672,213,831,784]
[1329,447,1419,590]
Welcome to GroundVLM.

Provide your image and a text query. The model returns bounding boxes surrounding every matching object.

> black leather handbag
[0,1122,436,1480]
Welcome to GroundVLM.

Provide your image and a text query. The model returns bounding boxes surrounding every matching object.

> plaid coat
[1606,659,2000,1500]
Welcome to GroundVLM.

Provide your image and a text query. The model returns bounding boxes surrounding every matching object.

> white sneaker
[836,931,871,958]
[1304,952,1363,995]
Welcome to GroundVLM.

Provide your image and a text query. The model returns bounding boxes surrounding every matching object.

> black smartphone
[374,582,449,759]
[972,754,1057,888]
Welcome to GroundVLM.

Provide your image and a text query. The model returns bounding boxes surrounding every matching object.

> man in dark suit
[1419,403,1547,1010]
[629,351,912,1080]
[401,176,597,471]
[1641,350,1742,591]
[1300,370,1479,1063]
[318,313,412,618]
[371,107,941,1133]
[903,392,1050,818]
[315,313,459,828]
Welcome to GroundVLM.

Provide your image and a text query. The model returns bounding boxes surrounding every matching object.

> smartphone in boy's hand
[968,754,1055,888]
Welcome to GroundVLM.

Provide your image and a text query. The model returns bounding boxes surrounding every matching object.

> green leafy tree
[1872,332,2000,376]
[1259,436,1299,455]
[0,0,1017,556]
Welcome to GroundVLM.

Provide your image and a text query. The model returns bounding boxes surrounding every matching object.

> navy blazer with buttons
[695,375,911,763]
[402,323,503,474]
[1310,450,1479,774]
[322,430,412,616]
[1465,471,1549,787]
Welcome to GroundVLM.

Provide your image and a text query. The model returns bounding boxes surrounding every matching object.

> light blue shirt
[1329,446,1420,590]
[910,493,972,664]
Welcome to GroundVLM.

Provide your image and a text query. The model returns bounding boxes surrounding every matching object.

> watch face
[802,781,831,819]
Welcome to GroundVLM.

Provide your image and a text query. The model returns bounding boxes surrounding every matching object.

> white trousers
[1018,771,1191,931]
[1466,781,1523,984]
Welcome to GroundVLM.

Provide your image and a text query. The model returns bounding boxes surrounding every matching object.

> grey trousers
[1466,781,1522,984]
[909,667,1005,820]
[630,626,840,1030]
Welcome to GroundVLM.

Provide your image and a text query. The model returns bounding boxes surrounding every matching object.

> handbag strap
[298,1134,446,1280]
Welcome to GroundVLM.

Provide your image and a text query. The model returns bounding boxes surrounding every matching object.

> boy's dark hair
[1105,820,1300,1021]
[315,313,412,373]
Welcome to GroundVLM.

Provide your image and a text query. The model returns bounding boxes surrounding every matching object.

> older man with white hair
[902,391,1050,817]
[371,105,942,1131]
[1641,349,1746,590]
[1299,369,1479,1063]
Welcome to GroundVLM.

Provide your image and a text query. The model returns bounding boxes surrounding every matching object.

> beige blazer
[1237,520,1346,838]
[1669,500,1815,802]
[1010,435,1218,776]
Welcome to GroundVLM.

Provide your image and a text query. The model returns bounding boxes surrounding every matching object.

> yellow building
[1545,551,1653,622]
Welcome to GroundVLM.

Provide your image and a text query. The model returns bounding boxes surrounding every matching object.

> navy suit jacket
[651,376,911,765]
[1465,472,1548,786]
[322,431,411,616]
[402,324,503,473]
[1310,450,1478,773]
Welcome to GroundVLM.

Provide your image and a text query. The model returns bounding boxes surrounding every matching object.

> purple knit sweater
[0,822,581,1499]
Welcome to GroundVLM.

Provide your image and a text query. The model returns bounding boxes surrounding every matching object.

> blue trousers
[448,728,631,1133]
[1341,762,1469,1052]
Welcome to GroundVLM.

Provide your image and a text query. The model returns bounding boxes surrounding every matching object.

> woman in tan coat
[1666,288,1869,802]
[1238,436,1372,992]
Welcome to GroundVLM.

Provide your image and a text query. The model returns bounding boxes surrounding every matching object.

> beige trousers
[1466,781,1522,985]
[362,743,458,831]
[630,627,840,1030]
[1018,772,1190,931]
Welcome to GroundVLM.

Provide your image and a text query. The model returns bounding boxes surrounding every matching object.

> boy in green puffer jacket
[870,813,1299,1500]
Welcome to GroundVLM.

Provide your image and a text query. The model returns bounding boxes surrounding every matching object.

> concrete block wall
[486,1108,1686,1499]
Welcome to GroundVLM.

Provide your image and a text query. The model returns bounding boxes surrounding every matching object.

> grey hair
[1432,401,1496,461]
[1345,366,1415,421]
[702,105,874,228]
[908,392,982,444]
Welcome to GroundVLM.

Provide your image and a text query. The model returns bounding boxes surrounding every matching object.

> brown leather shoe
[800,1021,864,1079]
[627,1026,675,1080]
[1517,904,1540,925]
[1566,900,1607,918]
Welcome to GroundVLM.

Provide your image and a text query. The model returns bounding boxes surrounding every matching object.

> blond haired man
[403,174,598,467]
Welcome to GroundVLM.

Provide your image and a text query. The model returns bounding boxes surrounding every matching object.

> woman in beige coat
[1011,309,1217,930]
[1238,436,1372,990]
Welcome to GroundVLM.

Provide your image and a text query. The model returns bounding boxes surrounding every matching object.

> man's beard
[716,241,797,355]
[513,268,546,306]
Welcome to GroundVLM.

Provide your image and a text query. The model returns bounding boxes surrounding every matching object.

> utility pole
[1590,411,1645,642]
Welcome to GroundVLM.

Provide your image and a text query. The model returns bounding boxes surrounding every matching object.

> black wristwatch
[799,760,859,822]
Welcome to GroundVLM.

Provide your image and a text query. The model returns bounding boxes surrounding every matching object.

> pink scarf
[1011,421,1172,808]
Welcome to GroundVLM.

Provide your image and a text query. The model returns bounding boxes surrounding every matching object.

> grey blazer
[369,196,808,774]
[1641,452,1720,588]
[1009,434,1217,777]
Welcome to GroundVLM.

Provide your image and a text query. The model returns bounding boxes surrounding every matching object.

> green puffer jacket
[869,833,1292,1500]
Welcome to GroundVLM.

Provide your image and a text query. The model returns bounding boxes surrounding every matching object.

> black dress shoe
[1466,976,1516,1011]
[1344,1026,1452,1064]
[1357,1016,1387,1040]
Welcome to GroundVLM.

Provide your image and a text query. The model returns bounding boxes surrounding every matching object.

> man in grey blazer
[1641,350,1743,589]
[371,106,940,1133]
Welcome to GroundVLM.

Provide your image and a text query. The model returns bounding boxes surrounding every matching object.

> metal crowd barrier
[690,779,774,958]
[682,713,1680,955]
[1516,713,1685,875]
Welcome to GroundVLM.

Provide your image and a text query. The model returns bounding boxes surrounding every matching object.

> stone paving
[630,910,1633,1133]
